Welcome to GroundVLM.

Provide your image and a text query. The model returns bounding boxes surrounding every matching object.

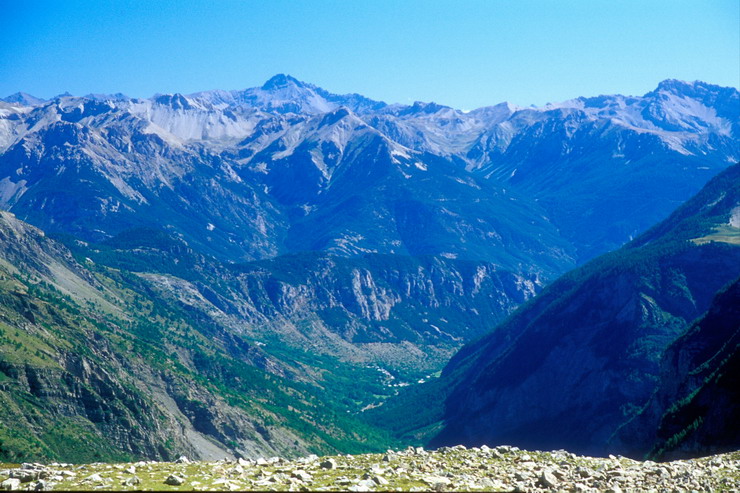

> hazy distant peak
[1,92,47,106]
[400,101,452,116]
[83,92,131,102]
[654,79,702,94]
[261,74,305,91]
[153,93,196,110]
[318,106,352,127]
[52,91,74,100]
[646,79,739,102]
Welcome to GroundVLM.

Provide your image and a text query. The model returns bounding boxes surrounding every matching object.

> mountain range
[0,76,737,462]
[1,76,736,266]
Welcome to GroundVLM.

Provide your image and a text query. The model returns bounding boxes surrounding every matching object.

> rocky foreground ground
[1,445,738,491]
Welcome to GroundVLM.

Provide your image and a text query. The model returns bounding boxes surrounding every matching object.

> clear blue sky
[1,0,738,109]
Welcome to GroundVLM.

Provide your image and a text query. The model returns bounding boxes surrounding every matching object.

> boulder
[0,478,21,491]
[164,474,185,486]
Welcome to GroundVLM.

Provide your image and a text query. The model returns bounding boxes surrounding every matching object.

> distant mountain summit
[0,91,46,106]
[261,73,304,90]
[190,74,388,116]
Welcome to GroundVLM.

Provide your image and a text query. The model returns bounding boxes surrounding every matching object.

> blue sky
[1,0,738,109]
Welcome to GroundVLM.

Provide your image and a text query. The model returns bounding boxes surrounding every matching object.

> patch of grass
[692,224,740,246]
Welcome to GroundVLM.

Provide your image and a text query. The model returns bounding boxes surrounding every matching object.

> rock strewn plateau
[1,445,738,491]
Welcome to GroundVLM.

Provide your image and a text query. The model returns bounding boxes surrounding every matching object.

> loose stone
[539,469,559,488]
[164,474,185,486]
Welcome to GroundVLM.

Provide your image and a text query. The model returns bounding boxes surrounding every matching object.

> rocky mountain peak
[399,101,451,116]
[0,92,47,107]
[261,74,305,91]
[153,93,195,110]
[318,107,352,127]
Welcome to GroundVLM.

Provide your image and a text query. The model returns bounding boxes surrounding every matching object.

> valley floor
[1,445,738,491]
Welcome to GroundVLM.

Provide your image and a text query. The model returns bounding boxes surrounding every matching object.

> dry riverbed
[1,445,738,491]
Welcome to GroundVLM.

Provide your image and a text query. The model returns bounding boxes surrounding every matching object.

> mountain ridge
[1,76,735,268]
[417,162,740,457]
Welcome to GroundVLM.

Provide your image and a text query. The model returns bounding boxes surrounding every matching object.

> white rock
[0,478,21,491]
[349,478,376,491]
[164,474,185,486]
[423,475,452,486]
[291,470,312,482]
[83,473,103,483]
[372,475,389,486]
[122,476,141,486]
[539,469,558,488]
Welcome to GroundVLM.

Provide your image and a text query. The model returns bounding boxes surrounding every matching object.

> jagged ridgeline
[0,76,737,462]
[1,77,737,268]
[370,163,740,459]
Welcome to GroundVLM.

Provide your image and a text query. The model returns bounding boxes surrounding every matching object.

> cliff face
[655,279,740,459]
[167,253,538,372]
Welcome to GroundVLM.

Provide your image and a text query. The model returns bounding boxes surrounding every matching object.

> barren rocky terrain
[1,445,738,491]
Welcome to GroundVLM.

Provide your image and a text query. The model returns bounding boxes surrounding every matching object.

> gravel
[0,445,737,491]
